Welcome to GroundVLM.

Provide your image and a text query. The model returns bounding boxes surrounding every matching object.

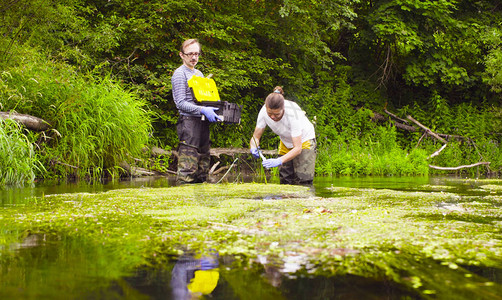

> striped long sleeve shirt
[171,65,204,116]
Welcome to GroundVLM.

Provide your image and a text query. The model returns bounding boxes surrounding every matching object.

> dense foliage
[0,0,501,183]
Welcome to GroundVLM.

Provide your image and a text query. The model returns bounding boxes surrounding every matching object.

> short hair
[180,39,200,53]
[265,86,285,110]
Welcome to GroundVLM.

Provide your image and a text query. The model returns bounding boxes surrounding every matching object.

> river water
[1,175,501,299]
[0,175,489,205]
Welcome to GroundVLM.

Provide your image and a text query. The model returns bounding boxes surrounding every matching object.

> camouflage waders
[176,116,211,183]
[278,139,316,185]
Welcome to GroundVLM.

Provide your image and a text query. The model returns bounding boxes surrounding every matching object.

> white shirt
[256,100,315,149]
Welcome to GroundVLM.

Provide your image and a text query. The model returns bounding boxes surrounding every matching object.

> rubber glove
[200,258,219,270]
[262,158,282,169]
[250,147,261,159]
[200,107,222,122]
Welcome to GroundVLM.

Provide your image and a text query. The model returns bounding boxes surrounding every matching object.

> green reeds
[1,46,153,180]
[0,119,39,185]
[47,75,153,179]
[316,126,430,176]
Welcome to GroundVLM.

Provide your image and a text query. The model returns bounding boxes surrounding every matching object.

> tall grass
[1,46,153,180]
[45,76,152,179]
[0,119,41,185]
[316,127,429,176]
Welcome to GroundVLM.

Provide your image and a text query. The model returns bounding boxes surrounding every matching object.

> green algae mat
[1,182,501,299]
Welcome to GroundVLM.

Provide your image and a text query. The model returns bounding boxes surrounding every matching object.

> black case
[199,101,242,124]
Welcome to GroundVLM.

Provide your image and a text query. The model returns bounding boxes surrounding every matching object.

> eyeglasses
[183,52,201,57]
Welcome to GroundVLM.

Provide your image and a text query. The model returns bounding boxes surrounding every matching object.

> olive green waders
[176,116,211,183]
[278,139,317,185]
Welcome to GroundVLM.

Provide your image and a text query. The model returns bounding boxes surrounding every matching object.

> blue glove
[200,107,222,122]
[200,258,219,270]
[262,158,282,169]
[250,148,260,159]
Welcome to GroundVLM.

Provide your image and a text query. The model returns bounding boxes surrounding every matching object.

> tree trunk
[150,146,277,158]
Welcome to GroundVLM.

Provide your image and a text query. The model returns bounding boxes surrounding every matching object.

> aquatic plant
[0,182,501,298]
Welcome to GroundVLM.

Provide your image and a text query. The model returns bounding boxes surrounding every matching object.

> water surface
[1,175,501,299]
[2,175,497,205]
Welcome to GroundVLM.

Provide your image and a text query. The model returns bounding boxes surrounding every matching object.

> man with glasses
[171,39,221,183]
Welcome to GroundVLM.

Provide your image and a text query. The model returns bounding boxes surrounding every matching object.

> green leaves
[352,0,502,105]
[1,0,501,178]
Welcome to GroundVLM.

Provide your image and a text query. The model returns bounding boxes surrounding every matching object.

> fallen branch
[150,146,170,157]
[150,147,277,158]
[371,111,416,132]
[209,161,220,175]
[407,116,447,144]
[0,111,50,131]
[53,159,78,169]
[381,110,472,141]
[379,111,493,173]
[384,108,409,124]
[437,133,468,140]
[428,144,448,159]
[429,162,490,170]
[416,132,427,147]
[212,165,229,175]
[132,167,157,176]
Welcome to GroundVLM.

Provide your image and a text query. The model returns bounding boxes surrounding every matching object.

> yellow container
[187,75,220,102]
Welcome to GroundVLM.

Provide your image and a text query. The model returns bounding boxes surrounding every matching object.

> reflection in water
[171,252,220,299]
[1,235,501,299]
[1,176,502,299]
[0,236,133,300]
[2,175,500,205]
[0,176,176,205]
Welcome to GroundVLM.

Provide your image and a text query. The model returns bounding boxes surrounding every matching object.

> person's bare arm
[277,135,302,164]
[250,127,265,149]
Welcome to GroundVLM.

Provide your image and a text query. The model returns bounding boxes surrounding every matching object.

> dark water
[1,175,501,299]
[1,174,496,205]
[0,176,178,206]
[1,236,421,300]
[312,175,500,197]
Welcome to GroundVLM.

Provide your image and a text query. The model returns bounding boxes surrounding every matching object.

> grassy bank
[0,46,153,181]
